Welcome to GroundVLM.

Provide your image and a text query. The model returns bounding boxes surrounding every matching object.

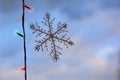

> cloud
[0,0,62,14]
[0,0,20,13]
[0,12,2,20]
[28,8,120,80]
[0,0,119,19]
[3,70,22,80]
[0,0,120,80]
[59,40,117,80]
[57,0,120,20]
[67,9,120,45]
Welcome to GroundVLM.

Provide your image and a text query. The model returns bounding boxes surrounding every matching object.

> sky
[0,0,120,80]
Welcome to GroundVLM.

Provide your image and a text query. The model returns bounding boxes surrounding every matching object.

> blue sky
[0,0,120,80]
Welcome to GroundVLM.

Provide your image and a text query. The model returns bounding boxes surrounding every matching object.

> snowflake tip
[53,56,59,61]
[35,45,40,51]
[63,23,67,28]
[45,12,50,19]
[69,41,74,45]
[30,23,35,30]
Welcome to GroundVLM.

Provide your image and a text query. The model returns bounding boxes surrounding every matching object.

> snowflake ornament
[30,12,74,61]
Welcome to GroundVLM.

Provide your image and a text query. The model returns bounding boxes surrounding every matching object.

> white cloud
[0,69,22,80]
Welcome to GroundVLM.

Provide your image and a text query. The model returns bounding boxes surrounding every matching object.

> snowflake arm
[29,12,74,61]
[30,23,49,37]
[34,37,50,51]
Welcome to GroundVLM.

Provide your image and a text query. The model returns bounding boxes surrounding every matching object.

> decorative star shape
[30,12,74,61]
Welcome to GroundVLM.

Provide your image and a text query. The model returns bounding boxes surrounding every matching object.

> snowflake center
[50,34,54,38]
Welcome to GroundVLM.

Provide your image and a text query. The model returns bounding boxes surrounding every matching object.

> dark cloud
[0,0,120,20]
[0,0,21,13]
[100,0,120,9]
[0,0,63,15]
[26,0,64,13]
[58,0,120,20]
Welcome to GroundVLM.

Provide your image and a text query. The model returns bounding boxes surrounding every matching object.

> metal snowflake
[29,12,74,61]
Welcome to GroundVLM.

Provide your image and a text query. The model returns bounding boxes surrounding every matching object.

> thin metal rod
[22,0,27,80]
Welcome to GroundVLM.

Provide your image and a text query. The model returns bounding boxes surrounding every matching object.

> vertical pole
[22,0,27,80]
